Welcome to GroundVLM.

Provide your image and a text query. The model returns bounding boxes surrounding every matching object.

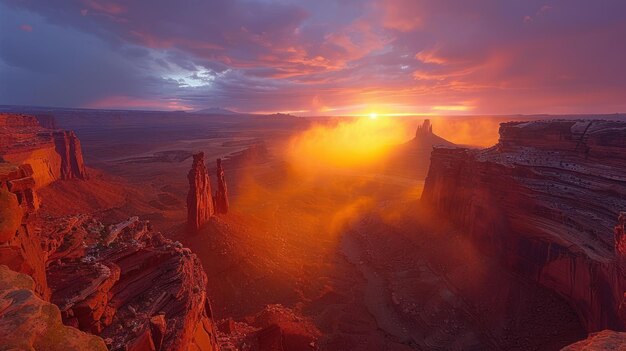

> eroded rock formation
[422,120,626,332]
[0,265,108,351]
[52,130,89,180]
[188,152,214,230]
[0,114,221,351]
[0,177,48,299]
[46,215,220,351]
[214,158,229,214]
[561,330,626,350]
[0,113,88,186]
[415,118,433,136]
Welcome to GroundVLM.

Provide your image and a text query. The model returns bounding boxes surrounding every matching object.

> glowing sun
[369,112,378,120]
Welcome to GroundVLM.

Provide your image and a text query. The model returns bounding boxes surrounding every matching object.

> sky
[1,0,626,116]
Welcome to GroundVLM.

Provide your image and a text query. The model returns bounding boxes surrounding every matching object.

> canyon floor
[25,110,610,350]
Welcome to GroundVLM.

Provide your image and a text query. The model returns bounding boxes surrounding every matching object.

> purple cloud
[1,0,626,114]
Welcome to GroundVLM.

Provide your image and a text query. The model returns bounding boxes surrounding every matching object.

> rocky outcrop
[187,152,214,230]
[561,330,626,350]
[46,215,220,351]
[0,113,88,186]
[217,304,320,351]
[385,119,454,179]
[1,163,39,213]
[0,114,90,301]
[616,212,626,257]
[422,120,626,332]
[0,114,221,350]
[0,265,108,351]
[0,177,49,299]
[52,130,89,180]
[214,158,229,214]
[415,118,433,136]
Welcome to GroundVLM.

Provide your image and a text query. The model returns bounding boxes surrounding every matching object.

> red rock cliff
[46,216,220,351]
[0,166,48,299]
[187,152,214,230]
[0,113,88,185]
[0,114,221,350]
[422,120,626,332]
[214,158,229,214]
[51,130,89,180]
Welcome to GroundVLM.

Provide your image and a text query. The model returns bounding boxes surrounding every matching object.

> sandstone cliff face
[0,114,221,351]
[214,158,229,215]
[0,113,88,186]
[0,265,108,351]
[0,114,90,300]
[52,130,89,180]
[561,330,626,350]
[422,120,626,332]
[188,152,214,230]
[46,216,220,351]
[0,170,48,299]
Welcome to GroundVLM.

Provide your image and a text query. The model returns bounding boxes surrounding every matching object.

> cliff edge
[422,120,626,332]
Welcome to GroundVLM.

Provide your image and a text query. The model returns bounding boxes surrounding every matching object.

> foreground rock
[188,152,215,230]
[422,120,626,332]
[0,181,49,299]
[217,304,320,351]
[0,265,107,351]
[561,330,626,350]
[0,114,91,300]
[46,216,220,351]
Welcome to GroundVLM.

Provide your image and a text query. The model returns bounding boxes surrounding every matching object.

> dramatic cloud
[1,0,625,114]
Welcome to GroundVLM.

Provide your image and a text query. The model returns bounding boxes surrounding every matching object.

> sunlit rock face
[46,215,220,351]
[52,130,89,180]
[422,120,626,332]
[0,114,90,300]
[187,152,214,230]
[214,158,229,214]
[0,168,49,299]
[0,115,221,351]
[0,265,108,351]
[561,330,626,350]
[0,113,88,187]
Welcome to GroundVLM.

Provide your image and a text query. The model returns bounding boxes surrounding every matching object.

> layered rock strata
[0,265,108,351]
[561,330,626,350]
[46,215,220,351]
[0,114,221,350]
[187,152,214,230]
[0,113,88,187]
[422,120,626,332]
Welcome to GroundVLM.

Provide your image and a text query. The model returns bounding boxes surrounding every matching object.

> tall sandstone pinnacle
[52,130,89,180]
[214,158,229,214]
[187,152,214,230]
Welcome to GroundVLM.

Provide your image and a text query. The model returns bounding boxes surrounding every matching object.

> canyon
[422,120,626,333]
[0,114,220,351]
[0,109,625,351]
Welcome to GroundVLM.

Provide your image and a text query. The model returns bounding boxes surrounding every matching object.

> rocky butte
[187,153,229,230]
[422,120,626,335]
[0,114,221,351]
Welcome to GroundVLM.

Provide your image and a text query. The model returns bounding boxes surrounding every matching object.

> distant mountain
[193,107,241,115]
